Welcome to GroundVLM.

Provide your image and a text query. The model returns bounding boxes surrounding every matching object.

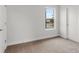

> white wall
[60,6,68,38]
[67,6,79,42]
[60,5,79,43]
[7,5,59,45]
[0,5,7,52]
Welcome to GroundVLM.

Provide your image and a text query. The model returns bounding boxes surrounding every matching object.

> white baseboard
[8,35,59,46]
[0,48,6,53]
[59,34,67,39]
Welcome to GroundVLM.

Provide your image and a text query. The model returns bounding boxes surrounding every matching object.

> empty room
[1,5,79,53]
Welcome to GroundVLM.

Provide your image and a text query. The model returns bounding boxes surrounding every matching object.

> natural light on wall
[45,7,55,30]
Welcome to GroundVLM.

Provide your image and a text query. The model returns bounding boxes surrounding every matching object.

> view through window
[45,7,55,29]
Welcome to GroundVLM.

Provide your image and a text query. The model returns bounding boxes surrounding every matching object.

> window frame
[44,7,56,30]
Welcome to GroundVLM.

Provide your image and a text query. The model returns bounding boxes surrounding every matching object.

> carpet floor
[5,37,79,53]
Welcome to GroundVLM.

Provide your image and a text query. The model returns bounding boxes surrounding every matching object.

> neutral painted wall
[60,6,68,38]
[7,5,59,45]
[60,5,79,42]
[0,5,7,52]
[67,6,79,42]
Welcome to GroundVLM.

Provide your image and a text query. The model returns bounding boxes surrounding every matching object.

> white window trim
[44,7,56,30]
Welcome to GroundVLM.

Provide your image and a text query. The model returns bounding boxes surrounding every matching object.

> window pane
[46,8,54,19]
[45,7,54,29]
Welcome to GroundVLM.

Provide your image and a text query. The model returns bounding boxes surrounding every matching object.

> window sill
[45,28,54,31]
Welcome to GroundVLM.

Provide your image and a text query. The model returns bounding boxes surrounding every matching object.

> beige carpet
[5,37,79,53]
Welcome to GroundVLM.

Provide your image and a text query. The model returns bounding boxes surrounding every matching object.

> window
[45,7,55,29]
